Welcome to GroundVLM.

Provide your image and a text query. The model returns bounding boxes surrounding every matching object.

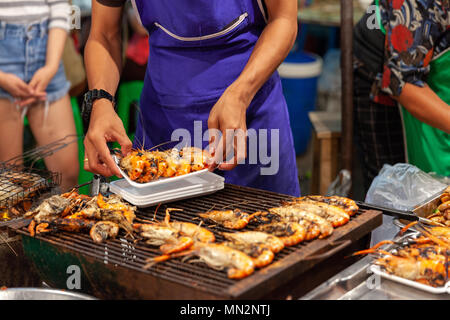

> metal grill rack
[0,166,61,226]
[9,184,382,299]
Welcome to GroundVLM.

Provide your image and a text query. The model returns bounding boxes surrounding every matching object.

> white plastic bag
[366,163,448,245]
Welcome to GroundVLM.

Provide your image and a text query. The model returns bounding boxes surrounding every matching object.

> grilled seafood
[294,195,359,216]
[249,210,321,241]
[222,231,284,253]
[119,147,210,183]
[90,221,120,243]
[133,222,194,254]
[199,209,250,229]
[148,243,255,279]
[222,241,274,268]
[248,211,283,225]
[97,193,136,224]
[268,206,333,238]
[255,221,306,247]
[426,187,450,226]
[355,226,450,287]
[357,247,449,287]
[285,201,350,228]
[24,195,71,223]
[34,218,95,234]
[164,208,215,243]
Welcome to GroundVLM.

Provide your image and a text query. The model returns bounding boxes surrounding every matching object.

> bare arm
[45,28,67,73]
[396,84,450,133]
[230,0,298,105]
[208,0,298,169]
[85,1,123,93]
[83,1,132,177]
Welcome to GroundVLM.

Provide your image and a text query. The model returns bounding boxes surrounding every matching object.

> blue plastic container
[278,51,322,155]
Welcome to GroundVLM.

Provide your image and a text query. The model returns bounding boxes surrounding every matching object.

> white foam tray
[113,155,210,188]
[109,171,224,207]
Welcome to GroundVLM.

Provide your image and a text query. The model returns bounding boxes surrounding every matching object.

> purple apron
[131,0,300,196]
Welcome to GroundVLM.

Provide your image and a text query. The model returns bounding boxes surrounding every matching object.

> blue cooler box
[278,51,322,155]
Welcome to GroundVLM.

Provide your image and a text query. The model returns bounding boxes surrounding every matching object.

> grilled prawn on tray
[117,147,212,183]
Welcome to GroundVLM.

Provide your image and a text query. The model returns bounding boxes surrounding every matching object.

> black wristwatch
[81,89,116,132]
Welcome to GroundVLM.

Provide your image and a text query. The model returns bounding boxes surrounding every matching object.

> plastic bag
[326,169,352,197]
[366,163,448,245]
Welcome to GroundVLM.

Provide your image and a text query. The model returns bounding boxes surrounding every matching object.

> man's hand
[84,99,132,177]
[207,85,249,171]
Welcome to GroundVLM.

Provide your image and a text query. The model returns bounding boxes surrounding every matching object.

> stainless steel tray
[393,189,447,229]
[301,233,450,300]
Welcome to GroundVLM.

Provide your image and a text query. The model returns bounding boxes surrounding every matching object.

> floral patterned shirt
[377,0,450,97]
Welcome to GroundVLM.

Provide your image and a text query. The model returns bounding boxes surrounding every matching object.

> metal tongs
[356,201,445,227]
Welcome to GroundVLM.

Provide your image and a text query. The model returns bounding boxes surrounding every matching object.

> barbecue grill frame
[9,184,382,299]
[0,166,61,228]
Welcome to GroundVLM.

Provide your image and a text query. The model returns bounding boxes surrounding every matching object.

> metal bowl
[0,288,96,300]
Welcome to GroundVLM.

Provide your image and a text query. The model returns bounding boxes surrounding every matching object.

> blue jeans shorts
[0,20,70,103]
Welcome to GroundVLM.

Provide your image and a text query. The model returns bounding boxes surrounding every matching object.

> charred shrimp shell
[90,221,120,243]
[199,209,251,230]
[255,221,306,247]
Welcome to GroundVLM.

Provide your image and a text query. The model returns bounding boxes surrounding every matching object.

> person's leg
[27,95,79,191]
[0,99,24,163]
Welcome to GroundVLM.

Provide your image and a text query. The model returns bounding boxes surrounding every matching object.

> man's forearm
[397,83,450,133]
[232,16,297,106]
[84,31,122,94]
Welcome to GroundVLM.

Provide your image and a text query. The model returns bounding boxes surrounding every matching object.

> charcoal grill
[0,166,60,228]
[0,135,79,228]
[8,184,382,299]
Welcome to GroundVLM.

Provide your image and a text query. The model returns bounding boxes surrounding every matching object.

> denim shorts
[0,20,70,103]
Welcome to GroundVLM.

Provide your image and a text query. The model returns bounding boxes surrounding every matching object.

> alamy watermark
[366,5,382,30]
[366,265,381,290]
[169,121,280,176]
[66,264,81,289]
[68,5,81,30]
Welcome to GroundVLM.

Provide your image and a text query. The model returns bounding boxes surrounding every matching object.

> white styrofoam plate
[110,178,223,202]
[109,170,224,207]
[113,155,210,188]
[110,180,224,207]
[369,265,450,295]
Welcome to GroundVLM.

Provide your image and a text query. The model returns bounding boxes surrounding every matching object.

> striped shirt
[0,0,70,31]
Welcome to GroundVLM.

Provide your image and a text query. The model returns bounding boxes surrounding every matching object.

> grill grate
[0,166,60,225]
[10,184,382,298]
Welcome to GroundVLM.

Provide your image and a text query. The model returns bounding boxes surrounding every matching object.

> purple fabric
[133,0,300,196]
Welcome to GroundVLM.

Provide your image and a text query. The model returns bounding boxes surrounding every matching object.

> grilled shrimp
[255,221,306,247]
[179,147,210,171]
[25,195,71,223]
[269,206,333,238]
[222,241,274,268]
[120,151,147,181]
[294,195,359,216]
[97,193,136,224]
[222,231,284,253]
[199,209,250,229]
[89,221,120,243]
[287,201,349,228]
[31,218,95,236]
[164,208,215,243]
[249,210,321,241]
[133,222,194,254]
[149,243,255,279]
[370,249,448,287]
